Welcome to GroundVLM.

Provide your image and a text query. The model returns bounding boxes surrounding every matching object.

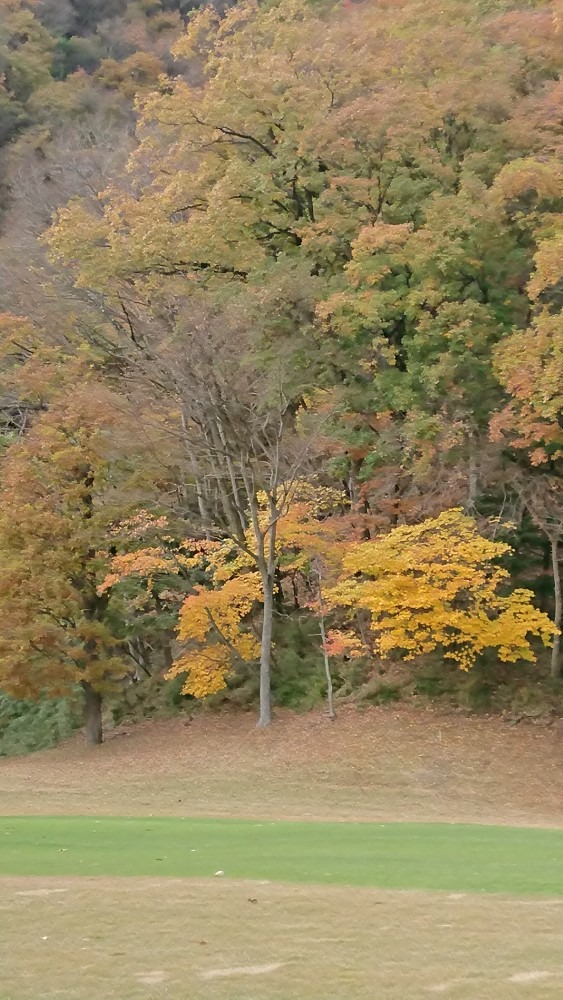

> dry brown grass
[2,708,562,999]
[1,706,562,827]
[1,877,562,1000]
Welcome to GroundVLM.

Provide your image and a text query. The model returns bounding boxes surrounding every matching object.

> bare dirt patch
[1,877,561,1000]
[509,971,554,983]
[16,887,68,897]
[200,962,284,979]
[1,706,562,827]
[135,970,167,985]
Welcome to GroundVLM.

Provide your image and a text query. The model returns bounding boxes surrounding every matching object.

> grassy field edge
[2,815,562,896]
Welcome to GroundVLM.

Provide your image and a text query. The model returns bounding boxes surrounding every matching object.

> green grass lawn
[2,816,563,895]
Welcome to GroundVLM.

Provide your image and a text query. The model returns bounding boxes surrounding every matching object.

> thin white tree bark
[258,567,274,727]
[550,533,561,679]
[313,559,335,720]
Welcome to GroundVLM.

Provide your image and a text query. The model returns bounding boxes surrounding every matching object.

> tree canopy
[0,0,562,742]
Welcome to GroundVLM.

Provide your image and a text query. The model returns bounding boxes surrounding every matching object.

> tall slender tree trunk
[257,570,274,728]
[82,681,103,746]
[162,640,174,673]
[246,487,278,730]
[314,560,335,720]
[550,534,562,679]
[320,639,335,721]
[468,447,478,508]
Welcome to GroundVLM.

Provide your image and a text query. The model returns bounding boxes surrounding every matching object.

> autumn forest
[1,0,563,748]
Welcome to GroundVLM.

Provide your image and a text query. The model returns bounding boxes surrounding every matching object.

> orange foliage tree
[0,321,155,744]
[99,483,347,704]
[491,169,563,466]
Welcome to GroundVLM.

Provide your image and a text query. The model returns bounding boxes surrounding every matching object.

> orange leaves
[275,495,345,577]
[99,549,189,595]
[492,221,563,462]
[352,223,413,257]
[0,343,153,699]
[323,629,364,659]
[98,540,219,597]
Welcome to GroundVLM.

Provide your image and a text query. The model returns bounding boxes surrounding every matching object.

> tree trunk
[257,571,274,728]
[468,448,478,508]
[318,606,336,721]
[162,640,174,673]
[315,563,335,720]
[82,682,103,746]
[550,534,562,679]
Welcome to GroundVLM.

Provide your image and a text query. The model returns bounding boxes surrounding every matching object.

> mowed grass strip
[2,817,562,895]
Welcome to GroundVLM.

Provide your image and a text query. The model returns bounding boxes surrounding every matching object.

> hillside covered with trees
[1,0,562,747]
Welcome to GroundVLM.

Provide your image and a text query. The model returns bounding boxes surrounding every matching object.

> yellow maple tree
[166,485,346,698]
[326,508,555,670]
[167,573,263,698]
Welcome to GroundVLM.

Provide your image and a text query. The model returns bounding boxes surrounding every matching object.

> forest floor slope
[1,706,562,827]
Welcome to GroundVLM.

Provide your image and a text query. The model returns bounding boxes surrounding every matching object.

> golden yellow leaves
[326,509,555,671]
[171,573,262,696]
[177,573,261,645]
[167,649,232,699]
[169,503,555,698]
[491,158,563,208]
[170,4,221,63]
[528,229,563,301]
[168,488,343,697]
